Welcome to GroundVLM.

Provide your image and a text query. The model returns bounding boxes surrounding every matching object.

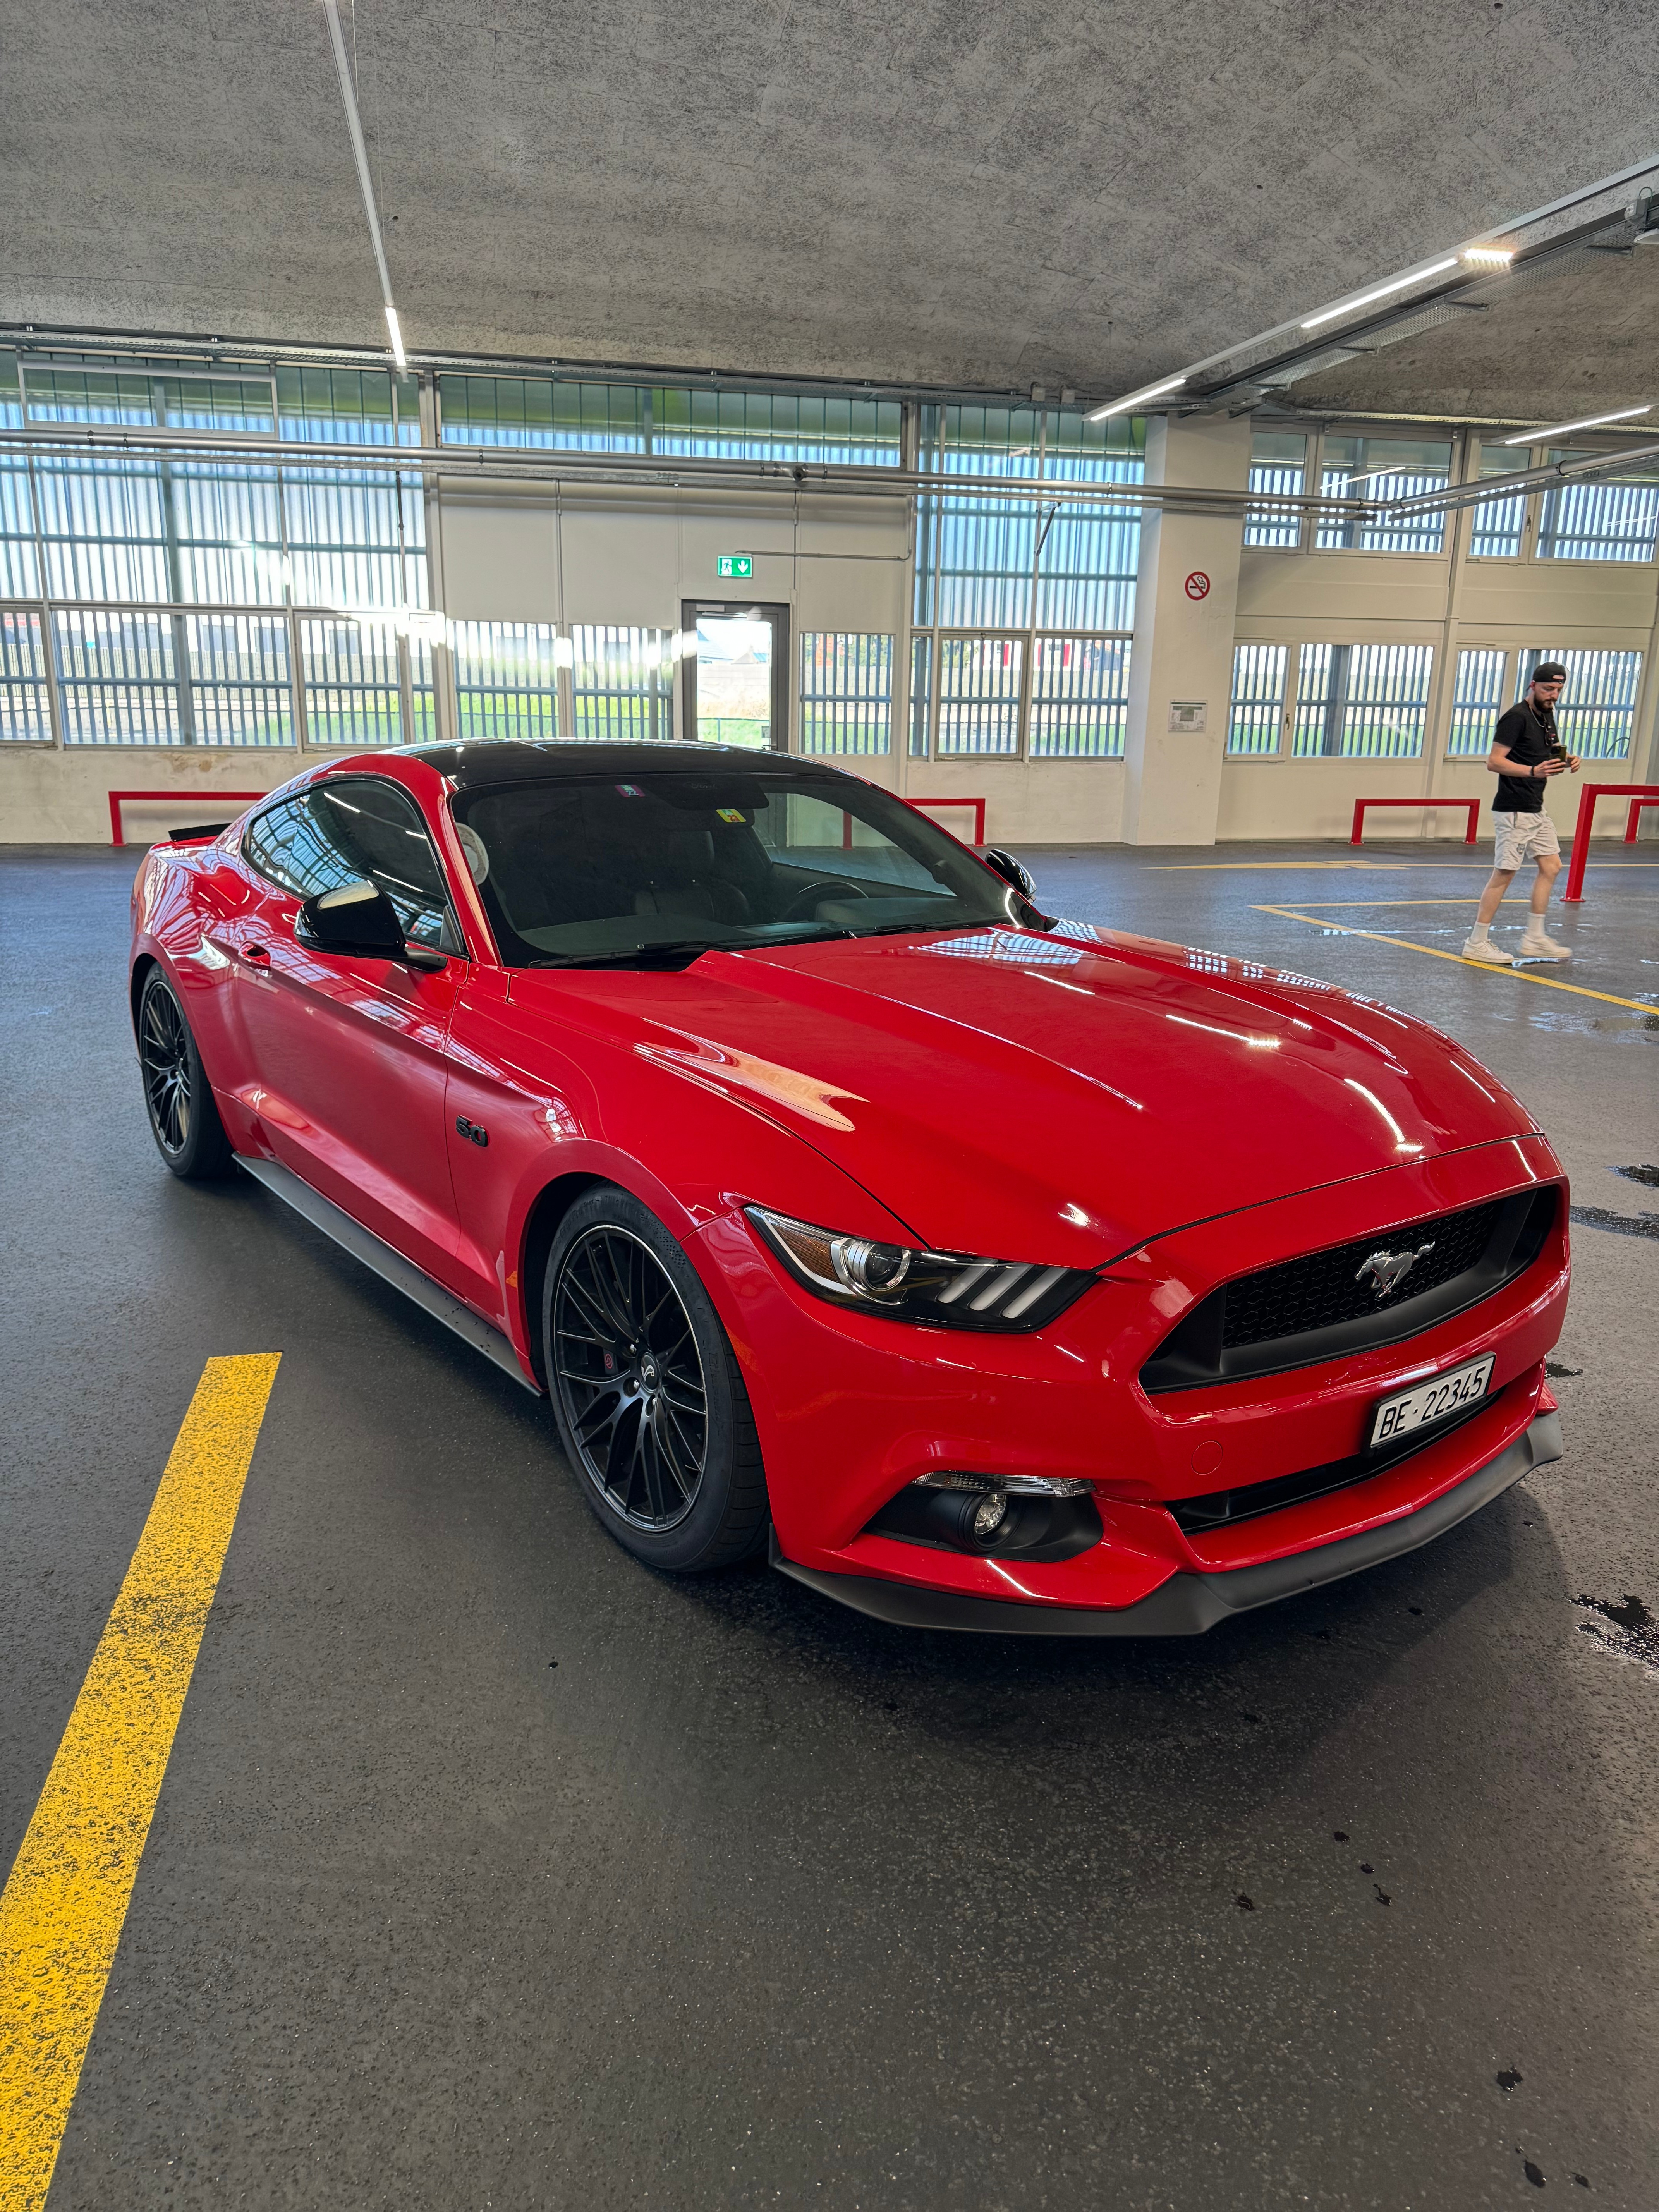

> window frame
[240,773,467,955]
[1309,431,1457,560]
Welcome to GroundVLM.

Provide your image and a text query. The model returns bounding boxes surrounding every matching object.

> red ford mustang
[129,740,1568,1634]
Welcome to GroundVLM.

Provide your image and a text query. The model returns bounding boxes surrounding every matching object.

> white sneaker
[1518,927,1571,961]
[1462,933,1514,965]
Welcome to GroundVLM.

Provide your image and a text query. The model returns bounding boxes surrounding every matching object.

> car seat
[632,828,752,923]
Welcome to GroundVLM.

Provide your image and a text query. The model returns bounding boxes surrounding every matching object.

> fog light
[971,1491,1008,1540]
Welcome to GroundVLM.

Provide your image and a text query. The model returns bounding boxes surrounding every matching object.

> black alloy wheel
[543,1187,769,1572]
[136,967,233,1179]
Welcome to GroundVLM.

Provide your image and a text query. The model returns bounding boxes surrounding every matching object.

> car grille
[1140,1185,1558,1393]
[1221,1199,1502,1350]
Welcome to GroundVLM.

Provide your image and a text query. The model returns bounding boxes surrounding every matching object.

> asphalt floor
[2,838,1656,2211]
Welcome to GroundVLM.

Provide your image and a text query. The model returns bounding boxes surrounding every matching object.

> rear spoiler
[167,822,234,843]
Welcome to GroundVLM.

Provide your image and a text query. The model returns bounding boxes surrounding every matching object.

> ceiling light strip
[1300,260,1461,330]
[1502,404,1652,445]
[323,0,408,371]
[1086,374,1187,423]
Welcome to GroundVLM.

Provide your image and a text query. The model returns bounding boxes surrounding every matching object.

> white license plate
[1369,1355,1495,1450]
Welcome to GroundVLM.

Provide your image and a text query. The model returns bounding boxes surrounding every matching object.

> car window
[242,779,464,953]
[452,768,1038,964]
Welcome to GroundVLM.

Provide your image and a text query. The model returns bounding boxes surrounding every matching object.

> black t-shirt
[1492,701,1559,812]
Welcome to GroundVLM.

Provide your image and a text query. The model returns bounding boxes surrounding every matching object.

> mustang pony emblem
[1355,1242,1436,1298]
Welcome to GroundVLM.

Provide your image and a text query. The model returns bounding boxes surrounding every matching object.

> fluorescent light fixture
[1502,404,1652,445]
[1462,245,1515,267]
[1087,374,1186,422]
[384,306,407,372]
[1301,259,1460,330]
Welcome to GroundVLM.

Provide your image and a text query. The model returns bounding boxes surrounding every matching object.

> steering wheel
[778,879,873,923]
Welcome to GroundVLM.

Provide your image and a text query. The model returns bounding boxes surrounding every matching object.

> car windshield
[451,769,1044,966]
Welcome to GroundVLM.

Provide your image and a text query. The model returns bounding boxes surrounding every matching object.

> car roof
[392,738,854,789]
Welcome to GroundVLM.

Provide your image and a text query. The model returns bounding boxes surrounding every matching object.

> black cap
[1532,661,1568,682]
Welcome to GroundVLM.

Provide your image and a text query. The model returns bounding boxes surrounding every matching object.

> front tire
[543,1187,768,1572]
[136,967,234,1180]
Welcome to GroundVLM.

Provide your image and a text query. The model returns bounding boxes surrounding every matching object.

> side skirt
[235,1153,541,1395]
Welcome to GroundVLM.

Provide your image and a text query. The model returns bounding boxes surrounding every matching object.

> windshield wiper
[843,919,994,939]
[530,938,721,969]
[531,925,857,970]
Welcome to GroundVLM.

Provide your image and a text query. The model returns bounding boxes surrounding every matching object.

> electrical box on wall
[1168,702,1207,733]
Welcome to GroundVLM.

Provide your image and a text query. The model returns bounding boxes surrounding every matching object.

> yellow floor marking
[1258,895,1659,908]
[0,1353,281,2212]
[1150,860,1408,871]
[1255,905,1659,1013]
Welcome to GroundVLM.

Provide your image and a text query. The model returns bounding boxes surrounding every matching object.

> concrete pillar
[1121,414,1250,845]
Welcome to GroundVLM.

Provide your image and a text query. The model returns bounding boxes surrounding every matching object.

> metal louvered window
[1292,643,1434,758]
[185,613,293,746]
[451,620,563,740]
[1227,644,1288,754]
[1535,456,1659,563]
[1028,636,1130,757]
[299,616,417,748]
[53,610,183,745]
[1448,648,1509,756]
[936,635,1025,756]
[571,625,676,742]
[1517,648,1642,759]
[1469,445,1529,559]
[0,609,51,741]
[1316,437,1452,554]
[798,632,892,754]
[1243,434,1306,550]
[914,406,1142,630]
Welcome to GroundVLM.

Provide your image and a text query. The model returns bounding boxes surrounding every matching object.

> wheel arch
[518,1170,611,1387]
[129,951,161,1039]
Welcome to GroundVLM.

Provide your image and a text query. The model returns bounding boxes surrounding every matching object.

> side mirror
[982,847,1036,901]
[295,880,446,970]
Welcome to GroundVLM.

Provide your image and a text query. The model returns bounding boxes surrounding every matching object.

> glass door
[681,601,790,750]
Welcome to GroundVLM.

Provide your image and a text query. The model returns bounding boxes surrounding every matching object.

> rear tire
[137,967,234,1180]
[543,1186,769,1573]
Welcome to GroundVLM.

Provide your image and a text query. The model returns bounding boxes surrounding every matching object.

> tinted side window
[243,780,462,952]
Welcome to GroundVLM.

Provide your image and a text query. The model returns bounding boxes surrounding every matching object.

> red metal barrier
[1350,797,1479,846]
[1563,783,1659,902]
[1625,796,1659,842]
[109,789,266,846]
[909,795,987,845]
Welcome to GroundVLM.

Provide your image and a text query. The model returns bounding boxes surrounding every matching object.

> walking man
[1462,661,1579,965]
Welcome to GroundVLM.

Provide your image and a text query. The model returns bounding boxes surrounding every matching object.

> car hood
[518,924,1538,1265]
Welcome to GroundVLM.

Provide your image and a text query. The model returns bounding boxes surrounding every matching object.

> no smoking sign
[1184,570,1211,601]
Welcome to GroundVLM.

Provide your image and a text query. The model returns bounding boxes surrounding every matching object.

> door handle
[239,942,271,964]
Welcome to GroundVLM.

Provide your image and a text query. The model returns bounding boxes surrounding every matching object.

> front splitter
[771,1410,1561,1636]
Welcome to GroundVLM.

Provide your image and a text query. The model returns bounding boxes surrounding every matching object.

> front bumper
[773,1410,1561,1635]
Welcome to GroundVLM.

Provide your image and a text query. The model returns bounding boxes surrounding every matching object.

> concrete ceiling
[1,0,1657,412]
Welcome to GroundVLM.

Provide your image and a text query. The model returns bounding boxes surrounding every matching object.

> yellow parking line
[0,1353,281,2211]
[1266,894,1659,908]
[1255,905,1657,1013]
[1150,860,1408,871]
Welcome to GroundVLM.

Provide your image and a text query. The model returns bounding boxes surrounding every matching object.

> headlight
[745,1206,1095,1332]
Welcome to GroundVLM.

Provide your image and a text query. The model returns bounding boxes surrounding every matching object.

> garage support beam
[1121,416,1250,846]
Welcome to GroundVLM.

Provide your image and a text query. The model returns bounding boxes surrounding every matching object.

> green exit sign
[716,553,754,579]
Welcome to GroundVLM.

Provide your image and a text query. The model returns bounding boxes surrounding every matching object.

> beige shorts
[1494,812,1560,871]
